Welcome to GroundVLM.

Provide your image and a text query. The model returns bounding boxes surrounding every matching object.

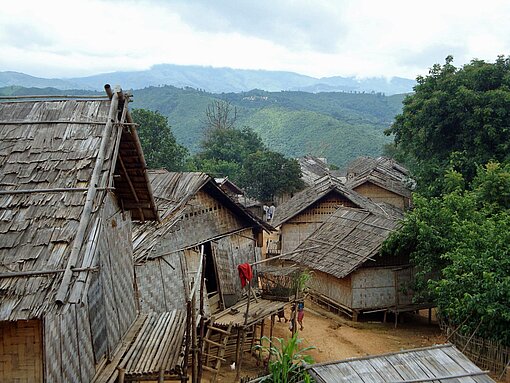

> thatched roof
[284,205,402,279]
[0,94,157,320]
[133,170,273,262]
[345,156,413,197]
[308,344,495,383]
[271,175,390,227]
[298,155,331,186]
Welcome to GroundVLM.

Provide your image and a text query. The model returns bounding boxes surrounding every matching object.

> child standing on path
[297,301,305,331]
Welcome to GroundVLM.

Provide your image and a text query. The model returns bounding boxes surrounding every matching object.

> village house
[132,169,273,315]
[283,204,414,321]
[270,175,384,255]
[297,155,334,186]
[344,156,413,209]
[0,88,159,382]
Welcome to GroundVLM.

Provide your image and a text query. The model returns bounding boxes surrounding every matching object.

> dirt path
[210,300,445,382]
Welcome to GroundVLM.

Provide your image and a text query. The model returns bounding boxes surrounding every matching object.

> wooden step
[208,326,231,335]
[202,365,219,373]
[204,338,224,348]
[202,353,226,362]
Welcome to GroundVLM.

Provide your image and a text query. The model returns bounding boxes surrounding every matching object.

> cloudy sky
[1,0,509,80]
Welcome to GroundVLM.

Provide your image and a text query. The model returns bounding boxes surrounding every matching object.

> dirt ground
[208,300,445,382]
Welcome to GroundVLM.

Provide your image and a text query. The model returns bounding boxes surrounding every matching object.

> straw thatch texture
[298,155,332,186]
[345,156,413,198]
[308,344,495,383]
[285,206,401,279]
[0,98,156,321]
[271,175,389,227]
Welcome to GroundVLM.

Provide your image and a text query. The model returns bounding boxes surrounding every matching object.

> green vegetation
[383,56,510,345]
[387,56,510,196]
[131,86,405,168]
[254,333,315,383]
[131,108,188,171]
[190,101,304,201]
[382,163,510,344]
[0,84,406,169]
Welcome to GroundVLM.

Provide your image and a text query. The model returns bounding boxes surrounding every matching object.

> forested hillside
[131,86,406,167]
[0,85,406,168]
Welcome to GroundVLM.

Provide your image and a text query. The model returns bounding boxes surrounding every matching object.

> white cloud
[0,0,509,79]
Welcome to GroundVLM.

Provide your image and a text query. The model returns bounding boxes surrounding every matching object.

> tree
[386,56,510,195]
[131,108,188,170]
[191,101,305,200]
[240,150,304,201]
[381,162,510,344]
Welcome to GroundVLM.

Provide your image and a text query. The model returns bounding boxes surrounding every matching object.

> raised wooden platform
[93,311,187,382]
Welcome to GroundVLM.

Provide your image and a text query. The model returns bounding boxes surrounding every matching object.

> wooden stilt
[270,315,275,340]
[236,280,252,381]
[197,252,206,383]
[428,308,432,325]
[234,329,242,380]
[259,319,265,362]
[158,369,164,383]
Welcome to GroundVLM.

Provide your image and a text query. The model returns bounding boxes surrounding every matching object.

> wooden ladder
[202,322,233,383]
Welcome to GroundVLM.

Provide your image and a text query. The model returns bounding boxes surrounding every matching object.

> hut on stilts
[0,87,162,382]
[131,169,291,382]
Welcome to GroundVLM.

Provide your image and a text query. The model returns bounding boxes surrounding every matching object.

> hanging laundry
[237,263,253,288]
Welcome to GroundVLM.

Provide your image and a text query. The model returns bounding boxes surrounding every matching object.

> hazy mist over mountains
[0,64,415,95]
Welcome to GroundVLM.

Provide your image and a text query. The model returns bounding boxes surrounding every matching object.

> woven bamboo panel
[0,319,43,383]
[135,252,187,314]
[76,301,96,382]
[61,307,81,382]
[354,182,406,209]
[44,314,62,383]
[87,272,108,362]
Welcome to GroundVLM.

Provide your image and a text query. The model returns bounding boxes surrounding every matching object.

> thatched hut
[344,156,413,209]
[284,205,417,320]
[271,175,388,255]
[133,169,273,314]
[0,89,158,382]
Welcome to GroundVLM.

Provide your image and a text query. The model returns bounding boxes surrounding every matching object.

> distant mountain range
[0,64,415,95]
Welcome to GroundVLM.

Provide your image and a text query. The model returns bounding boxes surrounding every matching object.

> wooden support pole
[234,329,242,380]
[197,248,206,383]
[118,155,144,221]
[183,301,192,381]
[55,87,119,304]
[259,319,265,362]
[270,315,275,341]
[236,280,252,381]
[428,308,432,325]
[191,290,197,383]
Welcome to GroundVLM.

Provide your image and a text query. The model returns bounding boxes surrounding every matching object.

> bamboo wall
[153,190,250,255]
[281,195,353,253]
[309,271,353,308]
[353,183,408,209]
[0,320,43,382]
[135,251,187,314]
[45,194,136,383]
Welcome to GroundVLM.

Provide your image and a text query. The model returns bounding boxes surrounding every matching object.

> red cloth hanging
[237,263,253,288]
